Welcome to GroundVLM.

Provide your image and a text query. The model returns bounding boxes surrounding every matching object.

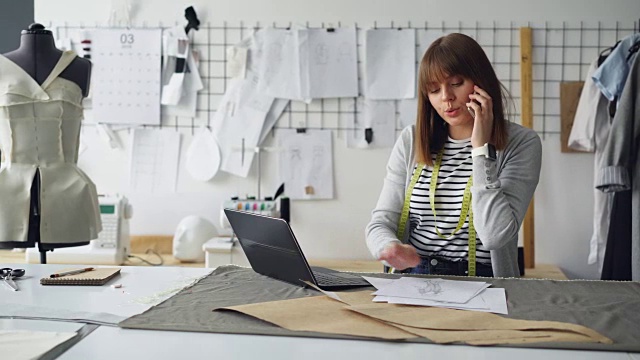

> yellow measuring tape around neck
[396,148,477,276]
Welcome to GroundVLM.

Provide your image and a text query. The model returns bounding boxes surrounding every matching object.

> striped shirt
[408,138,491,264]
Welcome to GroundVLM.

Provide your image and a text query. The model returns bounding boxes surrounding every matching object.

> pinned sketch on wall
[163,48,203,118]
[234,29,290,144]
[243,29,265,73]
[399,98,418,128]
[161,26,204,118]
[259,99,290,144]
[212,28,296,178]
[160,26,190,106]
[257,27,358,102]
[345,98,396,149]
[227,45,248,79]
[91,28,162,125]
[364,28,416,100]
[305,27,358,98]
[278,129,334,200]
[257,28,309,102]
[129,128,181,193]
[212,73,272,178]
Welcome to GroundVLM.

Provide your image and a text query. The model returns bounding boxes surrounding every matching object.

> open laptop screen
[223,209,317,287]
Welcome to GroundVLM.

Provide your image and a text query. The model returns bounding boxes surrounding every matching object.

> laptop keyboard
[312,271,366,286]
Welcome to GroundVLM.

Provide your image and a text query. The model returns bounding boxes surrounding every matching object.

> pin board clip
[184,6,200,34]
[365,128,373,144]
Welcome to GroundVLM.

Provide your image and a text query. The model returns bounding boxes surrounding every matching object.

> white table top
[58,326,636,360]
[0,263,210,319]
[0,262,636,360]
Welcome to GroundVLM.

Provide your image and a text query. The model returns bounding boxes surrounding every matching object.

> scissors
[1,267,25,291]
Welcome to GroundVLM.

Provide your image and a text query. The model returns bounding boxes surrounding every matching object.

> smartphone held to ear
[467,106,475,118]
[468,91,480,119]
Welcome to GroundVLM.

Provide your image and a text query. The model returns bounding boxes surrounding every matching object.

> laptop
[224,209,371,290]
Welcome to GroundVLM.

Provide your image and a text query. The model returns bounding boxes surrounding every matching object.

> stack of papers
[363,276,508,314]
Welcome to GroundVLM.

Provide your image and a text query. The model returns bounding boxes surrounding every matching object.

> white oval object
[185,127,221,181]
[173,215,218,262]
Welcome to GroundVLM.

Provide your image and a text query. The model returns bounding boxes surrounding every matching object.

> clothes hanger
[626,39,640,62]
[598,40,621,67]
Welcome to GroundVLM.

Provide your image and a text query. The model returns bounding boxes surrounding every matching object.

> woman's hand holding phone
[467,85,494,148]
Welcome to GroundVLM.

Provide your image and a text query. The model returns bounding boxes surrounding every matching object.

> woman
[365,33,541,278]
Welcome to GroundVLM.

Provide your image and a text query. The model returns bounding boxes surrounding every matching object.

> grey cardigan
[365,122,542,278]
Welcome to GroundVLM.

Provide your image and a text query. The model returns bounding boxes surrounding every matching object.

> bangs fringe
[420,47,471,94]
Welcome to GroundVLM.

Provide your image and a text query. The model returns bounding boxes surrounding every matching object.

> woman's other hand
[378,243,421,270]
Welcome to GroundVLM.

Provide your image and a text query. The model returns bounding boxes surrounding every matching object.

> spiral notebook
[40,268,121,286]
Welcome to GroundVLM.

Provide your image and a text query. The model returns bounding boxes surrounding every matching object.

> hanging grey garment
[0,50,101,245]
[567,59,613,274]
[596,54,640,281]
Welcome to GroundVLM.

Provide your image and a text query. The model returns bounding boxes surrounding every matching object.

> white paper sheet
[256,27,358,102]
[212,32,280,177]
[91,28,162,125]
[277,129,334,200]
[362,276,507,314]
[160,27,190,106]
[374,288,508,315]
[0,330,77,360]
[258,28,308,102]
[162,48,204,118]
[346,98,396,148]
[373,293,488,310]
[243,29,264,73]
[304,28,358,98]
[364,29,416,100]
[362,276,395,289]
[258,98,289,145]
[399,98,418,128]
[129,128,181,193]
[373,277,490,304]
[212,74,271,178]
[232,30,289,146]
[227,45,248,79]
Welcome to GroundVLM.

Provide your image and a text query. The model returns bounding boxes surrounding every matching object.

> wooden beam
[520,27,535,269]
[560,81,587,153]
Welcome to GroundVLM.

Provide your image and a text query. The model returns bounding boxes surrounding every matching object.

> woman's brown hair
[415,33,510,166]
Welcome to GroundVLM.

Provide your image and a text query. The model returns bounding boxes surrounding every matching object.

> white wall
[35,0,640,279]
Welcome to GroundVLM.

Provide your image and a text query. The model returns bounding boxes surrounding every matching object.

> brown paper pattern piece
[394,324,593,345]
[220,295,417,340]
[347,303,612,344]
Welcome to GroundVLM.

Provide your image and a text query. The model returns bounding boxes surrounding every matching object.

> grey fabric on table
[119,265,640,352]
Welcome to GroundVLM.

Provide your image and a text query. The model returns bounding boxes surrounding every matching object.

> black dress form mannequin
[3,23,91,96]
[1,23,92,263]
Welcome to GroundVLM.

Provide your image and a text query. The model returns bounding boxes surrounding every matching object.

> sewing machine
[26,195,132,265]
